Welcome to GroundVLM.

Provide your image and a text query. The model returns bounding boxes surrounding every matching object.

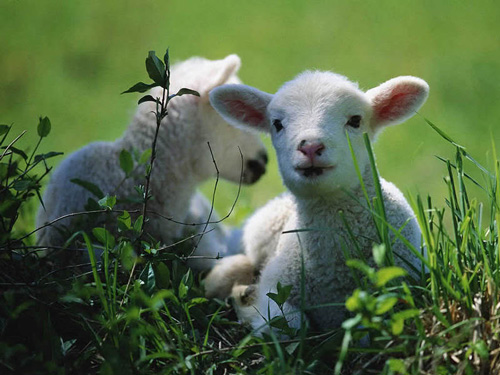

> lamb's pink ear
[209,84,273,133]
[366,76,429,132]
[199,55,242,99]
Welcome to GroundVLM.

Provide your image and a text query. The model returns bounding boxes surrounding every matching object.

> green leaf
[372,243,386,267]
[84,197,101,211]
[0,124,10,136]
[119,149,134,175]
[153,262,170,289]
[177,88,200,97]
[345,289,362,312]
[473,340,489,360]
[181,269,194,289]
[119,242,136,271]
[149,290,178,310]
[391,308,420,335]
[2,145,28,160]
[375,296,398,315]
[146,51,166,86]
[71,178,104,199]
[285,342,300,355]
[92,227,116,249]
[98,195,116,210]
[0,163,8,180]
[178,282,188,299]
[169,88,200,101]
[391,317,404,335]
[138,95,158,105]
[133,215,144,233]
[139,148,152,164]
[188,297,208,308]
[60,339,77,356]
[13,179,35,191]
[341,313,362,330]
[392,309,420,321]
[34,151,63,163]
[267,282,292,307]
[269,316,291,332]
[140,263,156,295]
[346,259,375,278]
[37,116,51,137]
[375,267,407,288]
[118,210,132,231]
[122,81,156,94]
[387,358,407,373]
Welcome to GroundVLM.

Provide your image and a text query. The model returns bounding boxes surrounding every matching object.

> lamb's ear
[366,76,429,132]
[199,54,241,99]
[209,84,273,133]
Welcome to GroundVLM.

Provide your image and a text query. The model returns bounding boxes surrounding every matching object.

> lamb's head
[209,71,429,198]
[164,55,268,184]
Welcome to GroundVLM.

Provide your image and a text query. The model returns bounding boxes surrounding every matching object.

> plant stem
[138,65,170,246]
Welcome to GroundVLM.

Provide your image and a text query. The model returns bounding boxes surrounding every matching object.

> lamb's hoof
[204,255,255,300]
[232,284,257,306]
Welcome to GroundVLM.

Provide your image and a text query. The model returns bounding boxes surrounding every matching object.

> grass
[1,113,499,374]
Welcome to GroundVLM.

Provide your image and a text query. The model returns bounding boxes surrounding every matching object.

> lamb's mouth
[295,166,334,177]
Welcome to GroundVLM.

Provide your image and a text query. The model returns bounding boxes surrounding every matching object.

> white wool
[206,70,429,332]
[36,55,268,269]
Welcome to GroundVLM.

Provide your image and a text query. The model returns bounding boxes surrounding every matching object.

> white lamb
[36,55,268,269]
[205,70,429,332]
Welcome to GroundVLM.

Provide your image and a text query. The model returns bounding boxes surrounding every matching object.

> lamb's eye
[346,115,362,128]
[273,119,284,132]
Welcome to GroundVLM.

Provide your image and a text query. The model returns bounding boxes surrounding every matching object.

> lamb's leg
[182,192,232,270]
[231,284,303,336]
[204,254,255,299]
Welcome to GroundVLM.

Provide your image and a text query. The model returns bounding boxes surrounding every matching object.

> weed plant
[0,50,499,374]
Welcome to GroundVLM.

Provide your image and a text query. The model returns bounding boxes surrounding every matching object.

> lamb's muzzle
[244,150,268,184]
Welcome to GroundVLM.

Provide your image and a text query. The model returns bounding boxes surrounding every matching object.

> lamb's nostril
[315,144,325,156]
[298,142,325,160]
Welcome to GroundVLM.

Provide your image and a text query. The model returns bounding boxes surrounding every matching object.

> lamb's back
[36,141,124,246]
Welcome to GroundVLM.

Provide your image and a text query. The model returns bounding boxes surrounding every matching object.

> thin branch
[139,58,170,243]
[119,261,137,309]
[190,330,337,358]
[189,142,219,257]
[11,209,109,244]
[0,130,26,160]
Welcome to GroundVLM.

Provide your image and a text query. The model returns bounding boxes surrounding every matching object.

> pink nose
[298,141,325,160]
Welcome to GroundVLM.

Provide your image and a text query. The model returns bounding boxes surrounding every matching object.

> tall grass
[335,121,499,374]
[1,112,499,374]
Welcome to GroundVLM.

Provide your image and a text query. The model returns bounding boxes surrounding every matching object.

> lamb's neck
[120,107,203,183]
[294,170,377,224]
[117,108,202,218]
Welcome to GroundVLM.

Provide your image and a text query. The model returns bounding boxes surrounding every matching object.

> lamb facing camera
[206,71,429,332]
[36,55,268,269]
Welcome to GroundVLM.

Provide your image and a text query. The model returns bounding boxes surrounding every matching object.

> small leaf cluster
[122,49,199,120]
[344,250,418,337]
[266,282,296,337]
[0,118,62,247]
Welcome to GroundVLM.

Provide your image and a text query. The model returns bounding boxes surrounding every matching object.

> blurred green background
[1,0,499,226]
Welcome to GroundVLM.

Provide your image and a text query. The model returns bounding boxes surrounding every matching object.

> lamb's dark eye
[346,115,362,128]
[273,119,284,132]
